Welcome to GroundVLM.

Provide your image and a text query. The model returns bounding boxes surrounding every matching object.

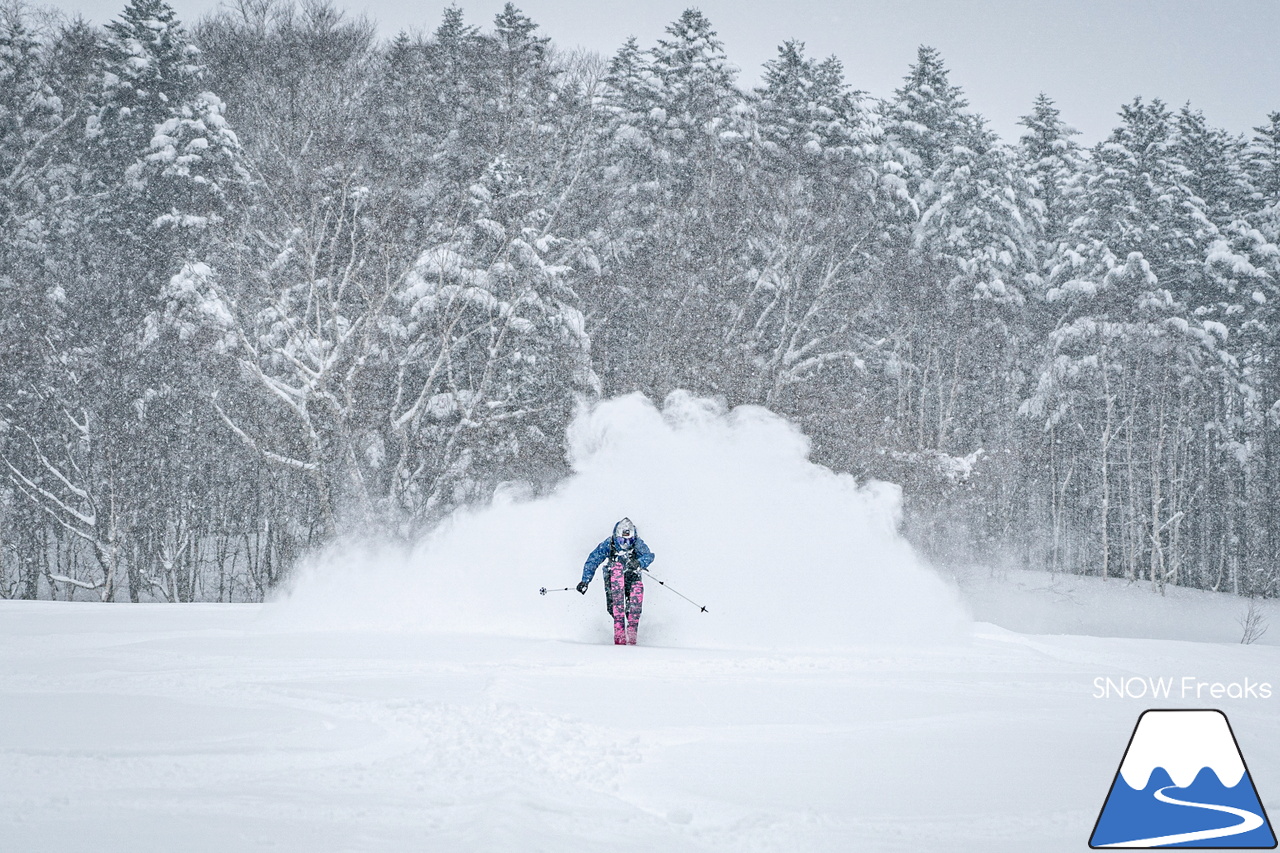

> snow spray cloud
[276,393,969,648]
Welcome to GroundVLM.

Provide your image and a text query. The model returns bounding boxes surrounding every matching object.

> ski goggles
[616,535,634,546]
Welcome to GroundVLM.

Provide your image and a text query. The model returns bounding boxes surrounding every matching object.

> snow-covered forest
[2,0,1279,603]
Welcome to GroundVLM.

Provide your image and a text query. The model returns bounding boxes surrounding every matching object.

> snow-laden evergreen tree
[1068,99,1211,271]
[600,35,655,126]
[105,0,245,601]
[0,6,66,312]
[883,45,975,197]
[372,8,474,209]
[0,8,65,243]
[874,45,1037,547]
[1015,91,1087,444]
[647,9,743,154]
[1181,108,1270,349]
[915,125,1038,306]
[755,41,873,163]
[418,4,484,158]
[1248,197,1280,595]
[888,49,1039,307]
[587,10,751,397]
[907,128,1042,559]
[597,35,660,202]
[1173,105,1252,229]
[491,3,552,113]
[591,34,668,279]
[1017,94,1084,257]
[0,10,93,307]
[598,8,747,206]
[1245,112,1280,209]
[1201,215,1280,595]
[95,0,241,241]
[368,30,425,177]
[1011,95,1087,573]
[1211,118,1280,595]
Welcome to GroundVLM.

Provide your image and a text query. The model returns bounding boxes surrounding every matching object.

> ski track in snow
[1,601,1278,853]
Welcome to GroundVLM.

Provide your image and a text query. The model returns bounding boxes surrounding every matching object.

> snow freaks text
[1092,677,1274,700]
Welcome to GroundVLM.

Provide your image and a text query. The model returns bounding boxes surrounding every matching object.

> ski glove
[576,582,589,594]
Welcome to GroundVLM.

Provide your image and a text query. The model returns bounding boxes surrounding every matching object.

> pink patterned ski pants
[607,561,644,645]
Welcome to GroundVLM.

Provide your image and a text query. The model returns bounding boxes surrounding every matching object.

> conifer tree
[587,11,750,397]
[1173,105,1252,228]
[756,41,870,163]
[0,9,64,228]
[1246,112,1280,209]
[884,45,976,193]
[648,9,740,148]
[1017,94,1084,254]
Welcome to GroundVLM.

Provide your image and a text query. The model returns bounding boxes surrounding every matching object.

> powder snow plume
[273,392,969,647]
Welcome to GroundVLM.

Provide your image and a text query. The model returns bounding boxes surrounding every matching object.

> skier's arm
[581,539,612,585]
[634,537,655,570]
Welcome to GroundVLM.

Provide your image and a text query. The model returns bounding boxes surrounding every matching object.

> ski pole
[641,569,708,612]
[539,586,574,595]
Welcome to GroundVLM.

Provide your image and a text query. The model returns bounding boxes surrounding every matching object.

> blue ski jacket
[581,535,655,585]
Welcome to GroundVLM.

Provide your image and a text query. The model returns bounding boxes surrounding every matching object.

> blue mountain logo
[1090,709,1276,848]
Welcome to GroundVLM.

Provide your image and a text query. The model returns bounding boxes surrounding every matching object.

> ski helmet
[613,518,635,540]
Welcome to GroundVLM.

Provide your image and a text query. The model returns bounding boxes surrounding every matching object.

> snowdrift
[275,392,967,647]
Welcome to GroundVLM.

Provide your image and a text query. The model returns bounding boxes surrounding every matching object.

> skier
[577,518,654,645]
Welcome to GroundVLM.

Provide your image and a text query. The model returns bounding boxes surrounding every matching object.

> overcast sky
[53,0,1280,145]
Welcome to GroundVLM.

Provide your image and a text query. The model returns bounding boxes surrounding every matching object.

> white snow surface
[1118,710,1246,790]
[275,392,967,648]
[3,596,1278,852]
[957,566,1280,646]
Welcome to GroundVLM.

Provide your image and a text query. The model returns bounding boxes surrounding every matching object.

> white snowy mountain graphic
[1090,710,1276,848]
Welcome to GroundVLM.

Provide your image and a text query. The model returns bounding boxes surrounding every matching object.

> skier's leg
[608,562,626,645]
[625,574,644,645]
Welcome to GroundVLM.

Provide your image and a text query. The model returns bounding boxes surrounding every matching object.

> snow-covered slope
[2,602,1277,853]
[956,566,1280,646]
